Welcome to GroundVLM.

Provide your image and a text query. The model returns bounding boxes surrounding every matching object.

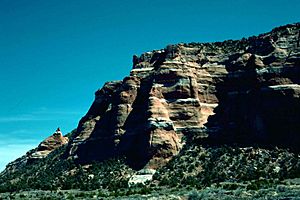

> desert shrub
[154,144,300,189]
[221,183,239,190]
[188,190,201,200]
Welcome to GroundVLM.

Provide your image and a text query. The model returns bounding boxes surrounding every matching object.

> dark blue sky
[0,0,299,170]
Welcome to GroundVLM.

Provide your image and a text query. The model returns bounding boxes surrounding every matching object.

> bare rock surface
[65,23,300,169]
[31,128,69,159]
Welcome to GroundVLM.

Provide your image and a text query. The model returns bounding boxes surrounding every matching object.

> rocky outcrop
[31,128,69,159]
[66,23,300,169]
[3,128,68,173]
[128,169,156,187]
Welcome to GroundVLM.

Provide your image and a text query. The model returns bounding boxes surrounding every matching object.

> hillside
[0,23,300,199]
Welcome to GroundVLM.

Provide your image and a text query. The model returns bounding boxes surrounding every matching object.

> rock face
[67,23,300,169]
[128,169,156,187]
[31,128,69,159]
[3,128,68,173]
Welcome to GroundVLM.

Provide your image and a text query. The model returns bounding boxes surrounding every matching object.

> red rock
[66,23,300,169]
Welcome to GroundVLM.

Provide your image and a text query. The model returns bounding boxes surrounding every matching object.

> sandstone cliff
[1,23,300,194]
[66,23,300,169]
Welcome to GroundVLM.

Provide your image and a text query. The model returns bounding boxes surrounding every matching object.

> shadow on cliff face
[70,50,173,170]
[203,61,300,151]
[118,77,154,170]
[72,77,154,170]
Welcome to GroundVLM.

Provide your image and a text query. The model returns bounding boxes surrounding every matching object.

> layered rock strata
[66,23,300,169]
[31,128,69,159]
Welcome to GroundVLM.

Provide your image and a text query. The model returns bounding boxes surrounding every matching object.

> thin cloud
[0,108,83,123]
[0,138,40,146]
[0,129,42,145]
[0,115,51,122]
[32,110,83,115]
[9,129,31,134]
[0,142,38,172]
[0,130,40,145]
